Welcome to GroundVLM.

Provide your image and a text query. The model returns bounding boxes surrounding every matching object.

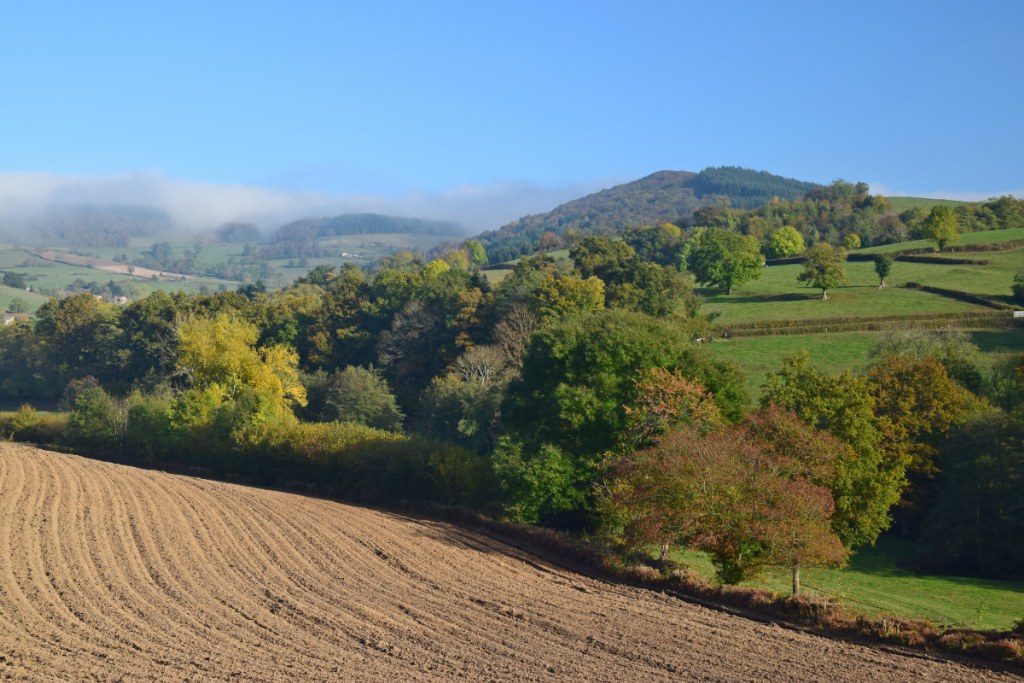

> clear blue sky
[1,0,1022,198]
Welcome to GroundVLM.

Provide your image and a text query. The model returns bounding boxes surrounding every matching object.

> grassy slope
[708,234,1024,324]
[884,196,969,213]
[672,538,1024,630]
[858,226,1024,254]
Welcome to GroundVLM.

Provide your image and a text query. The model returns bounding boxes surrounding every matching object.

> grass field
[706,239,1024,324]
[713,327,1024,398]
[858,226,1024,254]
[671,537,1024,630]
[884,196,969,213]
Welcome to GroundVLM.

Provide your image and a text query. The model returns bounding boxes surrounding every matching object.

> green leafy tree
[920,408,1024,577]
[842,233,861,250]
[499,309,746,524]
[873,254,893,289]
[313,365,404,431]
[2,271,27,289]
[685,228,765,294]
[797,243,847,300]
[761,353,904,548]
[461,239,487,267]
[766,226,805,258]
[623,223,683,265]
[6,297,28,313]
[921,205,959,251]
[67,386,124,451]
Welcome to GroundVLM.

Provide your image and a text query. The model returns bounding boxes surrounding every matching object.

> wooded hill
[476,167,820,263]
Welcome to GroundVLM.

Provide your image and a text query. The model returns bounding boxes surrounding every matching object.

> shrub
[1013,272,1024,304]
[123,390,175,463]
[66,387,124,452]
[0,405,68,444]
[306,366,404,431]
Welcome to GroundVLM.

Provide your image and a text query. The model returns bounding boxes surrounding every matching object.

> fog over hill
[0,171,603,246]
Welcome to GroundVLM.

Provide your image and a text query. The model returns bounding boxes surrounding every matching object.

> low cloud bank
[0,171,605,238]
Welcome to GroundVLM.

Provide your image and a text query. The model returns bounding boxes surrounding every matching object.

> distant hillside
[885,196,970,213]
[272,213,464,244]
[1,204,172,248]
[476,167,819,263]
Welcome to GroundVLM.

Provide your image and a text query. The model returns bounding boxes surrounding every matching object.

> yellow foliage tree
[176,313,306,413]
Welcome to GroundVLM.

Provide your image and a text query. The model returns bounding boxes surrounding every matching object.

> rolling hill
[476,167,820,263]
[0,443,1005,681]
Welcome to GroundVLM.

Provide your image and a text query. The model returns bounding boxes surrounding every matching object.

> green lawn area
[671,537,1024,630]
[712,327,1024,399]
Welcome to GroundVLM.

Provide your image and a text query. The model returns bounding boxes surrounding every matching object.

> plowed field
[0,444,1010,681]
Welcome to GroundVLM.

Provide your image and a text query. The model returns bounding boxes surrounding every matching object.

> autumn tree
[685,228,765,294]
[176,313,306,413]
[797,243,846,300]
[534,274,605,319]
[602,413,846,590]
[620,369,724,452]
[921,205,959,251]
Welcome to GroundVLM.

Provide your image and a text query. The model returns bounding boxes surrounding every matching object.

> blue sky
[0,1,1021,229]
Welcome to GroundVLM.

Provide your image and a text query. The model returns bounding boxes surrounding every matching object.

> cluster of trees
[4,224,1023,586]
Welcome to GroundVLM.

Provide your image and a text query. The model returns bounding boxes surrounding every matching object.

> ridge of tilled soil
[0,444,1012,681]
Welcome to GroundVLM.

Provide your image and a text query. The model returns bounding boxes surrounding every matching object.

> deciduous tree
[797,243,847,300]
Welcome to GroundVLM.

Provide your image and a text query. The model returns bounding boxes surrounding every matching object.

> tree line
[2,229,1022,585]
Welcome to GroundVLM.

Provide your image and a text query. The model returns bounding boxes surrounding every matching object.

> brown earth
[0,444,1011,681]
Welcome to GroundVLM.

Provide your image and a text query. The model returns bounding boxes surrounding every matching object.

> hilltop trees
[921,205,959,251]
[686,228,765,294]
[797,243,846,299]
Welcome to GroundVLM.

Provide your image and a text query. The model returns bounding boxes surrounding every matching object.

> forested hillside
[271,213,464,243]
[476,167,818,263]
[0,204,172,248]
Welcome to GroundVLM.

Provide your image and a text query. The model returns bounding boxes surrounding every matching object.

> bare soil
[0,444,1011,681]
